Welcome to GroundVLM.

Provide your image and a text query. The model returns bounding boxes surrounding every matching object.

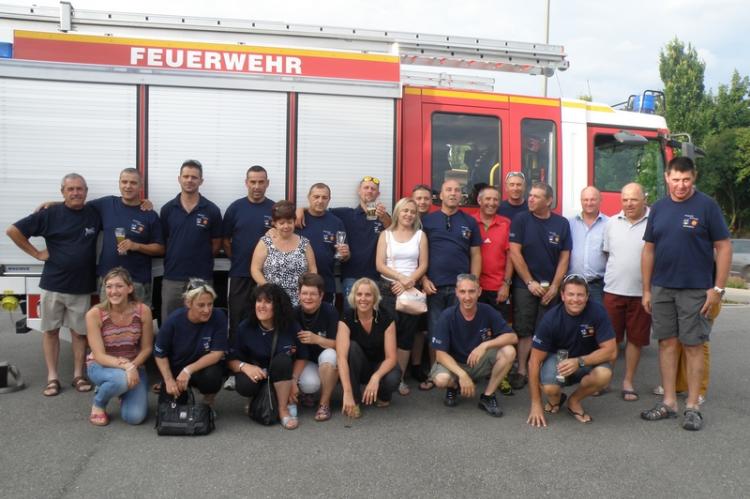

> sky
[4,0,749,104]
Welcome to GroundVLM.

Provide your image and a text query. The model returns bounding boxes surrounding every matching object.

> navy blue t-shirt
[154,307,228,374]
[643,191,730,289]
[160,194,222,280]
[89,196,164,284]
[497,200,528,221]
[14,204,100,294]
[509,211,572,287]
[331,206,384,280]
[294,302,339,362]
[422,210,482,287]
[299,211,345,293]
[431,303,513,364]
[229,319,307,369]
[342,307,394,364]
[222,197,274,278]
[531,301,615,357]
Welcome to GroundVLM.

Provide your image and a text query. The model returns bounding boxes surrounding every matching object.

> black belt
[587,277,603,284]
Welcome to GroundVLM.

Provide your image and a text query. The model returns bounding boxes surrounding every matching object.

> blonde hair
[390,197,422,231]
[98,267,137,310]
[182,278,218,305]
[347,277,381,311]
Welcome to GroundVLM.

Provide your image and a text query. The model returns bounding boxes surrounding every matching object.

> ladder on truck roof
[0,1,569,78]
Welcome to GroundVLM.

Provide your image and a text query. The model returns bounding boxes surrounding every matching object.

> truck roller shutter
[0,78,136,265]
[147,87,288,211]
[296,94,395,210]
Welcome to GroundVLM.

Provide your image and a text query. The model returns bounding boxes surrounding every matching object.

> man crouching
[430,274,518,417]
[527,274,617,426]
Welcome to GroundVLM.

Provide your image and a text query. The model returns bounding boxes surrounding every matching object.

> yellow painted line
[15,30,399,63]
[562,100,615,113]
[403,87,422,95]
[421,88,509,103]
[509,95,559,107]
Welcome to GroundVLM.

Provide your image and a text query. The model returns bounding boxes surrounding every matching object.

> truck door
[422,102,509,208]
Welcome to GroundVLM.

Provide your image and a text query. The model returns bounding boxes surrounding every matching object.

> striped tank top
[86,304,144,365]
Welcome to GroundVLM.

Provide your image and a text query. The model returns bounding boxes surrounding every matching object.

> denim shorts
[539,353,612,386]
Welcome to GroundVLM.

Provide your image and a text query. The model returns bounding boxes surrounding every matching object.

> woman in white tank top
[375,197,429,395]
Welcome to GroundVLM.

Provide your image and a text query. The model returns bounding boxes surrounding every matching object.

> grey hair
[456,273,479,286]
[61,173,87,190]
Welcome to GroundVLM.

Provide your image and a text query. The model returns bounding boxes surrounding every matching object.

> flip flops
[567,407,593,424]
[543,392,567,414]
[621,389,639,402]
[89,411,109,426]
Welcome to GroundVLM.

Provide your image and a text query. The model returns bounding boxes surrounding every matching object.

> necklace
[259,322,274,333]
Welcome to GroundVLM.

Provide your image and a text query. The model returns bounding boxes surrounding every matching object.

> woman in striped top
[85,267,154,426]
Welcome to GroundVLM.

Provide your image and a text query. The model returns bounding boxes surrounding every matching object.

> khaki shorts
[40,290,90,334]
[651,286,712,346]
[430,348,498,382]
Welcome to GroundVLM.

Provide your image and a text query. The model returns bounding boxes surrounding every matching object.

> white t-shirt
[382,229,423,280]
[602,208,649,297]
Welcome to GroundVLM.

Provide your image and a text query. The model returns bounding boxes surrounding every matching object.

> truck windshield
[431,112,500,206]
[594,134,665,202]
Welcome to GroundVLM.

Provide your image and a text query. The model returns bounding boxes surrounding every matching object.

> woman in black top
[227,283,306,429]
[336,277,400,418]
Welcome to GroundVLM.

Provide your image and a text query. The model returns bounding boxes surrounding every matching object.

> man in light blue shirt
[568,186,608,302]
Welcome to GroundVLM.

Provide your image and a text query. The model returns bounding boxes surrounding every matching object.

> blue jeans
[427,286,457,339]
[87,362,148,425]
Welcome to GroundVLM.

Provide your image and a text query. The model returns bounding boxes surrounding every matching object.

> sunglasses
[505,171,526,181]
[563,273,589,290]
[362,176,380,185]
[187,278,209,292]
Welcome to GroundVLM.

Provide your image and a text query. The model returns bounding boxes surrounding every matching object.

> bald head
[621,182,647,221]
[580,186,601,217]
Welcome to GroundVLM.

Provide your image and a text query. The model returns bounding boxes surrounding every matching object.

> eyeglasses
[187,278,209,292]
[362,176,380,185]
[505,171,526,181]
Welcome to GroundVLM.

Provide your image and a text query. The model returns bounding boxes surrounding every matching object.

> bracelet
[526,280,535,286]
[182,367,192,376]
[238,362,246,370]
[126,365,136,372]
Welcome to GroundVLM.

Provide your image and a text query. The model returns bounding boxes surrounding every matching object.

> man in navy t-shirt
[430,274,517,416]
[527,275,617,427]
[89,168,165,305]
[508,182,571,390]
[222,165,275,339]
[640,157,731,431]
[7,173,100,396]
[497,171,529,221]
[422,179,482,342]
[299,183,349,303]
[330,176,391,309]
[159,160,223,323]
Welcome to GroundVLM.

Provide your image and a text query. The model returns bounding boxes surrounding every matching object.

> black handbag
[249,330,279,426]
[155,388,215,436]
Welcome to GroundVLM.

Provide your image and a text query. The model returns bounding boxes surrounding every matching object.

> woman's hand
[164,378,181,398]
[289,382,300,404]
[342,392,357,417]
[362,377,380,405]
[124,365,140,389]
[176,368,191,392]
[243,364,267,383]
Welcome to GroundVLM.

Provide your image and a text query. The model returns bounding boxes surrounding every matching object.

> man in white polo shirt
[602,183,651,402]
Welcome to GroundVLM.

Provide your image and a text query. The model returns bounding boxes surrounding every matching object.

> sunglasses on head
[505,171,526,181]
[187,278,209,292]
[362,176,380,185]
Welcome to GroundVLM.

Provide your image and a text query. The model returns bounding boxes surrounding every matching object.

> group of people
[6,155,730,432]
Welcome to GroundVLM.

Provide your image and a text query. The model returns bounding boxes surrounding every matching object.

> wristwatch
[713,286,725,297]
[578,357,586,368]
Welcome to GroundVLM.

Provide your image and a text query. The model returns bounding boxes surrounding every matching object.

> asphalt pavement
[0,304,748,498]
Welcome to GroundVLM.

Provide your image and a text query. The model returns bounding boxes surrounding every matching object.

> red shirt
[472,213,511,291]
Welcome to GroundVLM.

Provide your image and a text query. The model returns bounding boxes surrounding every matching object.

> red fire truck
[0,2,675,330]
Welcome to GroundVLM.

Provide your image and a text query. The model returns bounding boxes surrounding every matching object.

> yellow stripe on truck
[562,101,615,113]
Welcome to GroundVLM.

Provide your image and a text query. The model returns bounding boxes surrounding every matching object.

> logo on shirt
[84,227,96,237]
[130,219,145,235]
[282,343,297,356]
[479,327,493,342]
[548,232,561,245]
[532,335,542,346]
[579,324,595,338]
[316,329,327,338]
[373,221,384,234]
[202,335,212,352]
[483,237,492,244]
[431,337,443,346]
[263,215,272,229]
[322,230,336,244]
[461,226,472,240]
[682,214,700,229]
[195,213,210,229]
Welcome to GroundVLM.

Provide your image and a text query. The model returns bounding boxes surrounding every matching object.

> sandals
[89,411,109,426]
[314,404,332,422]
[543,393,567,414]
[72,376,93,393]
[374,399,390,408]
[43,379,61,397]
[682,408,704,431]
[281,415,299,430]
[641,402,678,421]
[398,381,411,396]
[567,407,593,424]
[621,389,639,402]
[418,378,435,391]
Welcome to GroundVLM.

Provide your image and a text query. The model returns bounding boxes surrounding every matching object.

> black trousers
[378,280,420,350]
[159,363,224,403]
[235,353,294,398]
[227,277,256,344]
[347,341,401,402]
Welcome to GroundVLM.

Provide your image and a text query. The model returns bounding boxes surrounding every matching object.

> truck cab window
[431,113,500,206]
[593,134,665,202]
[521,119,557,204]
